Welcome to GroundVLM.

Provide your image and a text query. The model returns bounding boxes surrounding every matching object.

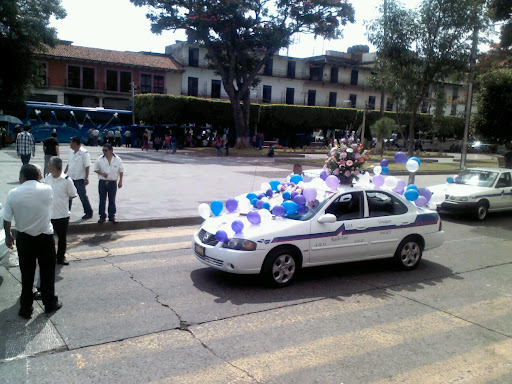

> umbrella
[0,115,23,125]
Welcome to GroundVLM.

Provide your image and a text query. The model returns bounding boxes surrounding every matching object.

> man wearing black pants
[94,143,124,223]
[3,164,62,319]
[44,156,77,265]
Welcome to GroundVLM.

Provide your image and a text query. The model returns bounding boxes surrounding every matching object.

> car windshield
[455,170,498,188]
[284,189,334,221]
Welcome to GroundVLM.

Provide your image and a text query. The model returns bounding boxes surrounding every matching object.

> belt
[100,179,117,183]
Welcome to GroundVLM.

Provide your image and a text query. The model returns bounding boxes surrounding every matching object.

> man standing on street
[43,132,60,176]
[15,125,35,165]
[94,143,124,224]
[44,156,77,265]
[65,137,93,220]
[3,164,62,319]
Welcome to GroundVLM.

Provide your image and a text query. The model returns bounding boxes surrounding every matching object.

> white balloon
[261,196,269,202]
[311,178,325,189]
[277,184,282,191]
[430,192,446,205]
[383,176,398,189]
[374,166,382,175]
[238,198,252,211]
[259,209,272,223]
[198,203,211,220]
[260,182,271,192]
[357,172,371,186]
[298,181,305,189]
[405,159,419,173]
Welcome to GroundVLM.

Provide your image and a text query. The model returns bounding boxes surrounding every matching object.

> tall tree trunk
[231,96,250,149]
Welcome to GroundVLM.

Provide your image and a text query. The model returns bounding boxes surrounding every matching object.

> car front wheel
[475,202,488,221]
[394,237,423,270]
[261,248,298,288]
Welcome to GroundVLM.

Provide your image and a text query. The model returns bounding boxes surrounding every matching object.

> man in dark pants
[65,137,93,220]
[15,125,35,165]
[44,156,77,265]
[94,143,124,223]
[3,164,62,319]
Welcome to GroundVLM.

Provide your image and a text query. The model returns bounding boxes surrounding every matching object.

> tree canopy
[489,0,512,47]
[131,0,355,147]
[0,0,66,115]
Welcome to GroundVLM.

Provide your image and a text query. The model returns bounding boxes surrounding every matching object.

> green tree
[489,0,512,47]
[367,0,485,160]
[370,117,395,156]
[130,0,355,148]
[474,68,512,141]
[0,0,66,115]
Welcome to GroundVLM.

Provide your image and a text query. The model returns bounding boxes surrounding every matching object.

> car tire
[475,202,488,221]
[261,248,299,288]
[393,236,423,270]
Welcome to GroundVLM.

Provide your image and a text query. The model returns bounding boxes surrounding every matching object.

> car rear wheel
[475,202,488,221]
[261,248,298,288]
[394,237,423,270]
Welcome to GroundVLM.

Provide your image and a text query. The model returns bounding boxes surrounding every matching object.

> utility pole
[379,0,387,118]
[461,26,479,170]
[130,82,136,126]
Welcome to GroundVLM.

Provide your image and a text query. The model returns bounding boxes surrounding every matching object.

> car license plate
[195,243,205,256]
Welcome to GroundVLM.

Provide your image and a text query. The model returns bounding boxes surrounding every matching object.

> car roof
[463,167,506,172]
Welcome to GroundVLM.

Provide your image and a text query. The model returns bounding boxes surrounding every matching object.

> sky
[49,0,424,58]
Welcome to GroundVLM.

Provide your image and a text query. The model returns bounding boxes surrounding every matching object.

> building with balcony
[32,41,184,110]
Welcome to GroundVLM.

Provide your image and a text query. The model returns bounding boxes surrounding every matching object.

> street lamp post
[130,82,136,126]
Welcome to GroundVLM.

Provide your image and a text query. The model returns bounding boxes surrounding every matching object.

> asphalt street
[0,210,511,383]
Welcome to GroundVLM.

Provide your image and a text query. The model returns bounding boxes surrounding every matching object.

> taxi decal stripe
[271,213,439,243]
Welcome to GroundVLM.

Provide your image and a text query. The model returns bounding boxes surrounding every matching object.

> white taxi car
[193,184,445,287]
[428,167,512,220]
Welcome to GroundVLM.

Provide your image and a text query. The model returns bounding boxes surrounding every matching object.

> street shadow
[440,210,512,238]
[190,258,462,306]
[77,232,124,246]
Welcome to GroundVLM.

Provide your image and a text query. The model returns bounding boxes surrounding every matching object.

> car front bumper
[440,201,478,214]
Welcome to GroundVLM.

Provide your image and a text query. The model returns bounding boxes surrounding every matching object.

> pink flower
[334,168,340,175]
[355,153,361,160]
[344,170,351,177]
[340,152,347,159]
[346,160,353,166]
[339,160,346,166]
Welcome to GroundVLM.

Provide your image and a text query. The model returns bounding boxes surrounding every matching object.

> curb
[67,216,203,234]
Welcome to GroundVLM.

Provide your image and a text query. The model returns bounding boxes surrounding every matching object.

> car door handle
[356,225,367,229]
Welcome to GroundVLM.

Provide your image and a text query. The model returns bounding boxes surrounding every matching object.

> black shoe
[57,258,70,265]
[33,291,42,300]
[19,307,34,319]
[45,301,62,313]
[109,218,118,224]
[98,217,106,224]
[82,213,93,220]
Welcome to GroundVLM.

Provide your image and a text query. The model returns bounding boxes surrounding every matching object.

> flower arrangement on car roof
[324,134,370,181]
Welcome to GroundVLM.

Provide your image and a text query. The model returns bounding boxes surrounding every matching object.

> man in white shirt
[44,156,77,266]
[65,137,93,220]
[94,143,124,224]
[3,164,62,319]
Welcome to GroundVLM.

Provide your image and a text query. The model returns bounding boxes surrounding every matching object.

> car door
[309,191,370,263]
[363,190,415,258]
[494,171,512,209]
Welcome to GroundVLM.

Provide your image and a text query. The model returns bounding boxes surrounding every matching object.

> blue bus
[22,101,133,144]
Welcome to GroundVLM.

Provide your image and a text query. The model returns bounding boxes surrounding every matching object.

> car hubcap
[400,242,420,266]
[478,206,486,219]
[272,254,296,284]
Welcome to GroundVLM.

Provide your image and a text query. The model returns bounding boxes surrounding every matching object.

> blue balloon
[231,220,244,234]
[282,191,291,200]
[210,200,223,216]
[282,200,299,214]
[404,189,419,201]
[447,177,454,183]
[381,166,389,175]
[215,230,228,243]
[406,184,418,191]
[410,157,421,166]
[272,205,286,217]
[262,202,271,210]
[251,198,259,207]
[290,175,303,184]
[269,180,280,191]
[246,193,257,201]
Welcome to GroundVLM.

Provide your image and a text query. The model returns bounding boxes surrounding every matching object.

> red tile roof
[36,43,183,72]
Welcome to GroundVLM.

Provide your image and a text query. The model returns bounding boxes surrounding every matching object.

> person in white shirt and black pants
[65,137,93,220]
[44,156,77,265]
[3,164,62,319]
[94,143,124,224]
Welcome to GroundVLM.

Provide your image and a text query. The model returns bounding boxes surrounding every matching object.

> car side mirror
[317,214,337,224]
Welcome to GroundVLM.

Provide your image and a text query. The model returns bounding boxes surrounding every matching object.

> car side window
[496,172,512,188]
[366,191,408,217]
[325,192,363,221]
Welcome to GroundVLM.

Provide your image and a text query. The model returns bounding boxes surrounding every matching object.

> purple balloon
[372,174,385,188]
[215,230,228,243]
[293,194,306,206]
[308,199,319,209]
[380,159,389,167]
[256,200,264,209]
[226,198,238,213]
[320,170,328,181]
[394,152,408,164]
[303,188,317,202]
[272,205,286,217]
[247,211,261,225]
[266,189,274,198]
[326,175,340,191]
[415,196,428,207]
[297,205,309,215]
[291,191,299,199]
[231,220,244,233]
[393,179,406,192]
[418,188,432,202]
[257,193,266,200]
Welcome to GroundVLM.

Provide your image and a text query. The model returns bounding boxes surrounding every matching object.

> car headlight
[222,238,257,251]
[450,196,469,201]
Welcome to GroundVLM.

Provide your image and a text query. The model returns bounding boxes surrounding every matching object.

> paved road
[1,210,511,383]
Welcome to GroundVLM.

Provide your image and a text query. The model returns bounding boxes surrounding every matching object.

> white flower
[346,148,353,153]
